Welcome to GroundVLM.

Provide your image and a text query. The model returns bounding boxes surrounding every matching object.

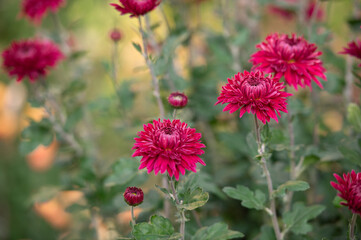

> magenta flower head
[110,28,123,42]
[132,119,206,180]
[110,0,161,18]
[2,39,64,82]
[124,187,144,206]
[340,40,361,66]
[21,0,65,24]
[215,71,292,124]
[250,33,327,90]
[331,170,361,215]
[305,1,324,22]
[168,92,188,109]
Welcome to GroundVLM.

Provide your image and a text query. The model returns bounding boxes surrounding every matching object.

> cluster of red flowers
[5,0,361,216]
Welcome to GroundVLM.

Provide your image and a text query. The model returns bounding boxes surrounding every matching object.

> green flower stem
[138,17,165,119]
[350,214,358,240]
[254,116,282,240]
[172,109,177,119]
[144,14,176,92]
[169,177,186,240]
[138,16,170,218]
[131,206,136,226]
[285,86,296,212]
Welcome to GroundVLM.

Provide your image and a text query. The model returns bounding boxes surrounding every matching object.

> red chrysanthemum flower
[110,0,160,18]
[2,39,64,82]
[124,187,144,206]
[215,71,292,124]
[168,92,188,109]
[331,170,361,216]
[250,33,327,90]
[132,119,206,180]
[21,0,65,23]
[340,40,361,66]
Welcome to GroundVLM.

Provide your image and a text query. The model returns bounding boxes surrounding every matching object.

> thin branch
[254,116,282,240]
[138,17,165,119]
[169,178,186,240]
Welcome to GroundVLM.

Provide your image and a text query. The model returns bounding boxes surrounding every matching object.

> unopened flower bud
[124,187,144,206]
[110,29,122,42]
[168,92,188,109]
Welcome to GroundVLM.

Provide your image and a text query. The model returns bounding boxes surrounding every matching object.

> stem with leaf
[39,79,83,157]
[254,116,282,240]
[350,214,358,240]
[284,86,296,212]
[138,17,165,119]
[138,16,170,218]
[169,177,186,240]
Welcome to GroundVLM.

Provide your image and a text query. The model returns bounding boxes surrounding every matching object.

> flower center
[247,76,262,86]
[288,59,296,64]
[284,37,301,46]
[171,95,183,101]
[19,45,35,58]
[158,126,179,150]
[162,127,174,135]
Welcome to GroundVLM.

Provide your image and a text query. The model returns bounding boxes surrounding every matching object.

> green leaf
[338,145,361,165]
[332,196,344,208]
[116,80,135,111]
[283,202,325,235]
[28,99,43,108]
[223,185,265,210]
[65,203,88,213]
[150,22,161,31]
[273,181,310,198]
[65,107,83,131]
[232,29,250,46]
[261,123,271,144]
[104,158,141,187]
[348,18,361,32]
[180,187,209,210]
[69,50,87,60]
[31,186,60,203]
[19,119,54,155]
[133,215,181,240]
[62,80,86,97]
[132,42,142,54]
[347,103,361,132]
[259,225,276,240]
[155,184,170,195]
[180,172,226,199]
[191,222,244,240]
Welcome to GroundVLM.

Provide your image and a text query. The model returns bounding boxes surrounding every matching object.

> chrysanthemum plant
[2,0,361,239]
